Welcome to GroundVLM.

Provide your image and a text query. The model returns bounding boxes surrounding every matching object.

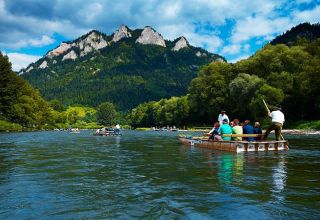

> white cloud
[157,23,223,53]
[6,52,41,71]
[231,16,292,43]
[0,35,55,50]
[228,54,250,63]
[190,34,223,52]
[221,44,241,55]
[80,2,104,23]
[292,5,320,24]
[159,1,182,20]
[243,44,250,52]
[29,35,55,47]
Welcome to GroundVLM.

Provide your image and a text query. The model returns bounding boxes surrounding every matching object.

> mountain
[21,25,225,110]
[270,22,320,46]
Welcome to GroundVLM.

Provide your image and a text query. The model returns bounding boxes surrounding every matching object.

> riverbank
[2,120,320,133]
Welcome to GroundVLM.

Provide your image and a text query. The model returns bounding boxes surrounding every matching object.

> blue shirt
[243,124,255,141]
[254,127,262,134]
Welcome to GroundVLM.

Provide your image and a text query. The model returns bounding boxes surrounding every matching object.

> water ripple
[0,130,319,219]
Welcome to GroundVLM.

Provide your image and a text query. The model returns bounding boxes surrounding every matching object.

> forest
[127,38,320,128]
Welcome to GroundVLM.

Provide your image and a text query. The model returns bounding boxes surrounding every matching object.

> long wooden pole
[262,99,284,140]
[262,99,271,115]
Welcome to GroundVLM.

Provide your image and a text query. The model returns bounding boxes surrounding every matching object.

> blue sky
[0,0,319,71]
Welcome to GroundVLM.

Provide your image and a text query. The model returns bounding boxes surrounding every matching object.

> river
[0,130,319,219]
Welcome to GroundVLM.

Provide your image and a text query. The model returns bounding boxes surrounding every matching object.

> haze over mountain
[21,25,225,110]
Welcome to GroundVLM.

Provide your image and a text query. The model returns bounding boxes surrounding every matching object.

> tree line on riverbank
[127,38,320,129]
[0,52,122,131]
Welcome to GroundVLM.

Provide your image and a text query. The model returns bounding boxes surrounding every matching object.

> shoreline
[1,128,320,135]
[281,129,320,135]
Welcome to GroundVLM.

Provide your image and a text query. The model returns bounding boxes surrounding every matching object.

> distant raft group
[95,124,122,136]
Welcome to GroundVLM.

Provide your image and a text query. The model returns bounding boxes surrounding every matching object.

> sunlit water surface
[0,130,319,219]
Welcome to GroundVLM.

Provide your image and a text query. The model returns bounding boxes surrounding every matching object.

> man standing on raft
[263,106,285,141]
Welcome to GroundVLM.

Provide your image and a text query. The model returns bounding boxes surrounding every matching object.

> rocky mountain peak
[62,50,78,61]
[75,30,109,57]
[112,25,132,42]
[172,36,189,51]
[136,26,166,47]
[46,42,72,58]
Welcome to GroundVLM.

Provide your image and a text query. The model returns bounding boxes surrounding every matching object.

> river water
[0,130,319,219]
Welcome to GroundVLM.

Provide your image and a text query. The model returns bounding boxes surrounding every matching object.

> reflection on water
[272,157,287,203]
[0,130,319,219]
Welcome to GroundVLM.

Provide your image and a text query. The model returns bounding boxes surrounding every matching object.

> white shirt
[115,124,120,129]
[271,110,285,124]
[218,114,229,125]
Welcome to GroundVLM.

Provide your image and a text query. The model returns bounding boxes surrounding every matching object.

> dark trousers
[264,122,283,141]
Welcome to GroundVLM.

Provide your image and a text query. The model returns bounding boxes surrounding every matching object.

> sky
[0,0,319,71]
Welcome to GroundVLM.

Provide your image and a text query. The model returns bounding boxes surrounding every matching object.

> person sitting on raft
[243,120,255,142]
[217,118,233,141]
[254,122,263,140]
[232,119,243,141]
[208,121,220,140]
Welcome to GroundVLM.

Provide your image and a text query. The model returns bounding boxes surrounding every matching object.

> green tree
[67,110,80,125]
[49,99,65,112]
[228,73,264,118]
[96,102,117,126]
[0,52,56,129]
[267,71,293,93]
[188,62,230,123]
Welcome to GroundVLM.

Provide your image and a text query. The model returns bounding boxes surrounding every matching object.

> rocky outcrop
[136,27,166,47]
[26,66,34,72]
[196,51,207,57]
[62,50,77,61]
[172,37,189,51]
[39,61,48,69]
[46,43,72,58]
[76,31,108,57]
[45,31,108,60]
[112,25,132,42]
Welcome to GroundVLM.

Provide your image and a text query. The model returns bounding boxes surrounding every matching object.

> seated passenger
[243,120,255,142]
[232,119,243,141]
[114,124,121,135]
[254,122,263,140]
[208,122,220,140]
[218,119,233,141]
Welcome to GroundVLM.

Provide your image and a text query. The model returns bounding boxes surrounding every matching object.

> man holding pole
[263,102,285,141]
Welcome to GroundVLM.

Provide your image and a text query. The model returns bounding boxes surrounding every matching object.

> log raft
[178,135,289,153]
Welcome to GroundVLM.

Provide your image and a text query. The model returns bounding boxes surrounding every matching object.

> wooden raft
[178,137,289,153]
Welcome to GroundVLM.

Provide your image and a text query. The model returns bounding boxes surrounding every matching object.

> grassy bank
[0,120,23,132]
[285,120,320,130]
